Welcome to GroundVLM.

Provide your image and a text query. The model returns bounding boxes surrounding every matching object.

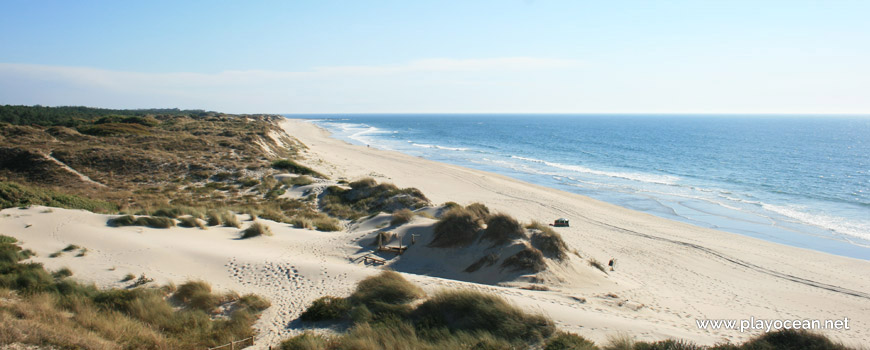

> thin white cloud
[0,57,867,114]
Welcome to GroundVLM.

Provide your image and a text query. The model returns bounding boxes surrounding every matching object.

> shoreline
[305,116,870,261]
[281,117,870,346]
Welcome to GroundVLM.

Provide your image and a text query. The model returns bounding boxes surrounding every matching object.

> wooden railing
[207,336,254,350]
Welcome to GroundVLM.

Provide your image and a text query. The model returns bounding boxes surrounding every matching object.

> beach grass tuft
[240,222,272,239]
[481,213,526,245]
[390,208,415,226]
[589,258,607,273]
[528,221,569,261]
[501,246,547,272]
[429,207,482,248]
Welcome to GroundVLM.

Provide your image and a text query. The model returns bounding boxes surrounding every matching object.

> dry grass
[589,258,607,273]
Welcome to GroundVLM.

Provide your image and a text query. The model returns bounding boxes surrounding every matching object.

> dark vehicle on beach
[551,218,569,227]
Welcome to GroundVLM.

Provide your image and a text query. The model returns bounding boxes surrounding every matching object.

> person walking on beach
[608,258,615,271]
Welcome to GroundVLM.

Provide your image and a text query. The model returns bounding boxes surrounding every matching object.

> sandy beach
[3,118,868,349]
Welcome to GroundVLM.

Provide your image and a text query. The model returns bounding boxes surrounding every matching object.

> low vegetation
[321,178,430,220]
[240,222,272,239]
[285,270,553,349]
[528,221,569,261]
[0,236,269,349]
[390,208,415,226]
[482,213,527,245]
[272,159,326,178]
[429,207,482,248]
[501,246,547,272]
[284,175,315,186]
[0,181,117,212]
[177,216,206,229]
[283,269,856,350]
[107,215,175,229]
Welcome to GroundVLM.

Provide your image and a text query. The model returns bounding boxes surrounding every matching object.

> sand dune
[2,118,868,348]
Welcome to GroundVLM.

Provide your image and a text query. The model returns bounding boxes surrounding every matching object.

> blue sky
[1,0,868,114]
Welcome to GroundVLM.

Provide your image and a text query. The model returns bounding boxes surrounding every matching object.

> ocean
[292,114,870,260]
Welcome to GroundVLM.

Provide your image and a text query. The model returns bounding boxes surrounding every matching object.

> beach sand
[2,118,868,349]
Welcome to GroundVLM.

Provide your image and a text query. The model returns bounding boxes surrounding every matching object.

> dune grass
[429,207,482,248]
[527,221,569,261]
[285,270,857,350]
[107,215,175,229]
[465,202,490,222]
[284,175,315,186]
[390,208,415,226]
[300,296,351,322]
[0,238,269,349]
[240,222,272,239]
[589,258,607,273]
[271,159,326,178]
[501,246,547,272]
[320,179,429,220]
[177,216,206,229]
[0,181,118,212]
[481,213,527,245]
[287,271,557,349]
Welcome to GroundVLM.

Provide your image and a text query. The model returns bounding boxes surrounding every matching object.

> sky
[1,0,869,114]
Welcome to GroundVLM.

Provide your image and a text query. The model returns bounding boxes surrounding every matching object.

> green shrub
[390,208,415,226]
[545,332,598,350]
[271,159,325,178]
[299,296,351,322]
[121,273,136,282]
[429,207,481,248]
[482,213,526,245]
[240,222,272,239]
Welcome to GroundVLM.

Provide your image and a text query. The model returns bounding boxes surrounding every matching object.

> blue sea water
[293,114,870,260]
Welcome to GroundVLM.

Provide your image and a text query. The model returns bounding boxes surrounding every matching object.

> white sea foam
[510,156,680,185]
[761,204,870,241]
[411,143,469,151]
